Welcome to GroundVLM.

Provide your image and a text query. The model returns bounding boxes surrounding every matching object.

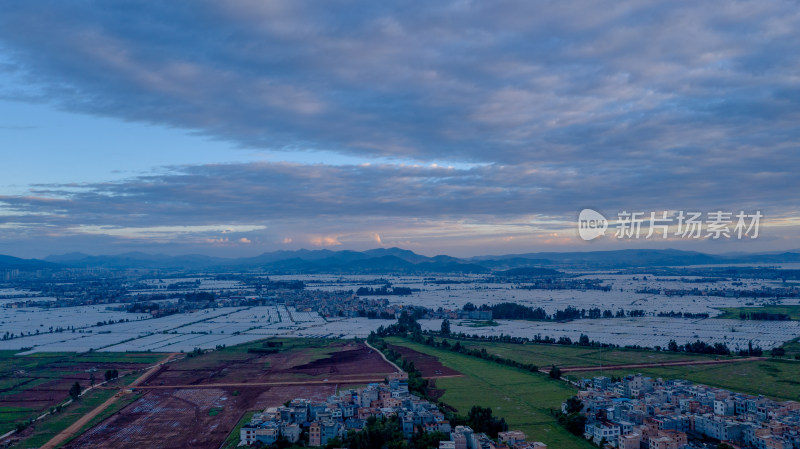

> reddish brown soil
[1,363,151,411]
[385,344,461,378]
[142,342,396,387]
[64,384,345,449]
[63,342,396,449]
[384,344,462,400]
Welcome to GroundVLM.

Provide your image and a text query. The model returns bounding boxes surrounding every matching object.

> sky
[0,0,799,258]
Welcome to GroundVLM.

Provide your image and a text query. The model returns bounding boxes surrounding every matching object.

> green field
[780,338,800,357]
[563,358,800,402]
[425,337,800,401]
[431,338,725,368]
[385,337,594,449]
[716,305,800,320]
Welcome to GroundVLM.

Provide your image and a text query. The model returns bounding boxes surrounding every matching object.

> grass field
[780,338,800,357]
[384,337,594,449]
[563,358,800,401]
[428,337,800,401]
[432,338,725,368]
[716,305,800,320]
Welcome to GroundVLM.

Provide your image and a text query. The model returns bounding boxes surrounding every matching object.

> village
[239,376,547,449]
[572,374,800,448]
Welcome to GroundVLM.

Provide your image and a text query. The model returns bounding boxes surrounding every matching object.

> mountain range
[0,248,799,273]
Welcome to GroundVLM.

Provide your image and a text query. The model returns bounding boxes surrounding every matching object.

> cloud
[310,235,342,247]
[0,159,796,257]
[1,161,794,228]
[0,0,798,167]
[0,1,799,256]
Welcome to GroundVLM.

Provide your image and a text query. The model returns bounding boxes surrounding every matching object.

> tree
[667,340,679,352]
[440,319,451,336]
[465,406,507,437]
[565,397,583,414]
[549,365,562,379]
[89,373,95,386]
[771,347,786,357]
[411,430,448,449]
[69,381,82,400]
[324,437,343,449]
[558,412,587,436]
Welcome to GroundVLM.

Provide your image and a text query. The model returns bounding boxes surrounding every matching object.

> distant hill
[45,252,226,269]
[42,247,488,274]
[0,255,58,270]
[471,249,719,268]
[24,247,800,273]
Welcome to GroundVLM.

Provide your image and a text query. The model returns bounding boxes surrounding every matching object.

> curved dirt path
[365,340,404,373]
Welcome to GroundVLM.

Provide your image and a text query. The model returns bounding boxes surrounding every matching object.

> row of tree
[475,302,649,321]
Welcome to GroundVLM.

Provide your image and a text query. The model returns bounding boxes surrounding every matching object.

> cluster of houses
[439,427,547,449]
[571,374,800,448]
[239,378,544,449]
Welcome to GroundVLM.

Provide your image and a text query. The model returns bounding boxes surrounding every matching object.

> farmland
[563,359,800,402]
[0,350,166,435]
[2,270,800,357]
[414,337,800,402]
[716,305,800,320]
[384,337,595,449]
[8,389,142,449]
[425,338,727,369]
[419,316,800,351]
[57,338,397,449]
[0,305,391,354]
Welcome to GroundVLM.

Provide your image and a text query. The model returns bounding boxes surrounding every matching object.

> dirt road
[130,377,390,390]
[365,340,404,373]
[39,353,180,449]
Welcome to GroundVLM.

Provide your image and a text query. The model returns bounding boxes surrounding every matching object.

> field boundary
[548,356,767,373]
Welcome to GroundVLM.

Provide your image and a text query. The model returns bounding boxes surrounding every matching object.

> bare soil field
[385,344,461,378]
[62,341,396,449]
[142,341,395,387]
[0,352,166,434]
[64,385,341,449]
[385,344,463,401]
